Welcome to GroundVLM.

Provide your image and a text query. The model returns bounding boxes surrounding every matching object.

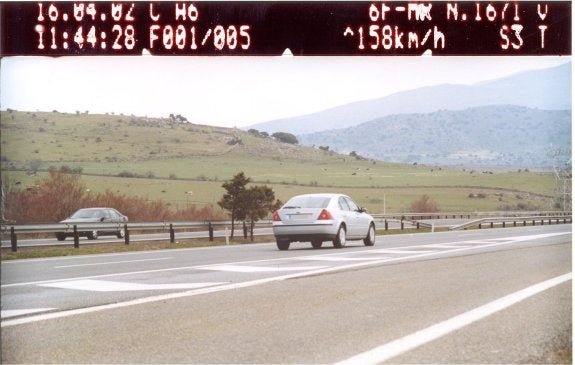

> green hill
[299,105,571,169]
[0,110,562,213]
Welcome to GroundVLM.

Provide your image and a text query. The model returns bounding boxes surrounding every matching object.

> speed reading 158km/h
[0,1,571,56]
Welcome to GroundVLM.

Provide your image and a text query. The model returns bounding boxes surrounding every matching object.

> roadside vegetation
[0,110,563,226]
[2,167,226,223]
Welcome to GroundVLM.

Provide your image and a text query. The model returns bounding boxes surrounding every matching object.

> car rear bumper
[56,229,119,236]
[272,222,338,242]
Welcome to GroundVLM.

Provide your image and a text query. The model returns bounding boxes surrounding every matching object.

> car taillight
[317,209,333,220]
[272,212,281,221]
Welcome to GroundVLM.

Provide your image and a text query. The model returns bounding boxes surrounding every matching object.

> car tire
[364,223,376,246]
[56,233,66,241]
[311,240,323,248]
[117,229,125,238]
[88,231,98,240]
[277,240,290,251]
[333,225,346,248]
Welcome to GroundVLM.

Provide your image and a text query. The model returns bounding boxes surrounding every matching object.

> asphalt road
[1,224,571,364]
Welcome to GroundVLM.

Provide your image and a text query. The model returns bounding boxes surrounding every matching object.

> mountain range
[247,62,571,169]
[248,62,571,135]
[299,105,571,169]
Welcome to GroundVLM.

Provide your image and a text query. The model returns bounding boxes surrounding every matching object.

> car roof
[289,193,348,199]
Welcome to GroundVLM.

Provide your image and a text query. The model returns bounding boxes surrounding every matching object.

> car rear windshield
[283,196,330,209]
[70,210,101,219]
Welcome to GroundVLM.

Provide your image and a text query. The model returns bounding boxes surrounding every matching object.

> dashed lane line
[335,273,572,365]
[2,231,569,328]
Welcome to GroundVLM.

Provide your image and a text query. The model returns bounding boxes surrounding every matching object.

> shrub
[272,132,298,145]
[3,169,225,223]
[409,194,439,213]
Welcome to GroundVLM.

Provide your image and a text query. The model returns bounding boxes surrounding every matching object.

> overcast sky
[1,55,570,128]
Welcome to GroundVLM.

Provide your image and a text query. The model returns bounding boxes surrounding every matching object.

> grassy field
[1,110,561,214]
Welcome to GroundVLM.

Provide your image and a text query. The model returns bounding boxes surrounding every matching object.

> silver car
[272,193,376,250]
[56,207,128,241]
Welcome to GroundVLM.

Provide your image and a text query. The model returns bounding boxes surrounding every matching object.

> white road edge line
[334,272,572,365]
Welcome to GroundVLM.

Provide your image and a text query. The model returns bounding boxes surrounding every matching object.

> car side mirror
[99,217,105,222]
[358,207,367,213]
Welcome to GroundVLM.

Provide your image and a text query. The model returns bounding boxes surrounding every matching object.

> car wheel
[276,240,290,251]
[311,240,323,248]
[88,231,98,240]
[333,225,346,248]
[117,229,125,238]
[363,223,376,246]
[56,233,66,241]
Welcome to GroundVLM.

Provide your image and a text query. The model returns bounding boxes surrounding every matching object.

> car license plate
[288,213,311,221]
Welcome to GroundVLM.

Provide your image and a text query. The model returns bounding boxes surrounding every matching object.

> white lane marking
[1,257,306,288]
[452,240,498,245]
[54,257,172,268]
[335,273,572,365]
[1,308,56,319]
[3,231,570,289]
[297,256,391,262]
[371,249,438,254]
[422,243,474,249]
[197,265,327,273]
[40,280,227,292]
[1,235,570,328]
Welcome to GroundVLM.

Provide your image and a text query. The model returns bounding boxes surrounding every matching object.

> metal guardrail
[1,211,571,252]
[1,220,271,234]
[449,215,573,231]
[1,220,272,252]
[372,211,572,221]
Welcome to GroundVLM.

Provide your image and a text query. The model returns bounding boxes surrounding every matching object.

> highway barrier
[1,211,571,251]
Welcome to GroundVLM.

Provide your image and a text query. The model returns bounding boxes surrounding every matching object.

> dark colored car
[56,207,128,241]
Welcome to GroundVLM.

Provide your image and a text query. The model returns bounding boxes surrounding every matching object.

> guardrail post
[243,221,247,239]
[208,223,214,241]
[124,223,130,245]
[479,223,482,229]
[10,227,17,252]
[169,224,175,243]
[416,222,420,230]
[490,222,494,229]
[385,219,388,231]
[73,225,79,248]
[502,221,506,228]
[400,221,404,230]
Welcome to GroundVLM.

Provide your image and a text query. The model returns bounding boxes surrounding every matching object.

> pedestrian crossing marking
[198,264,327,273]
[40,279,227,292]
